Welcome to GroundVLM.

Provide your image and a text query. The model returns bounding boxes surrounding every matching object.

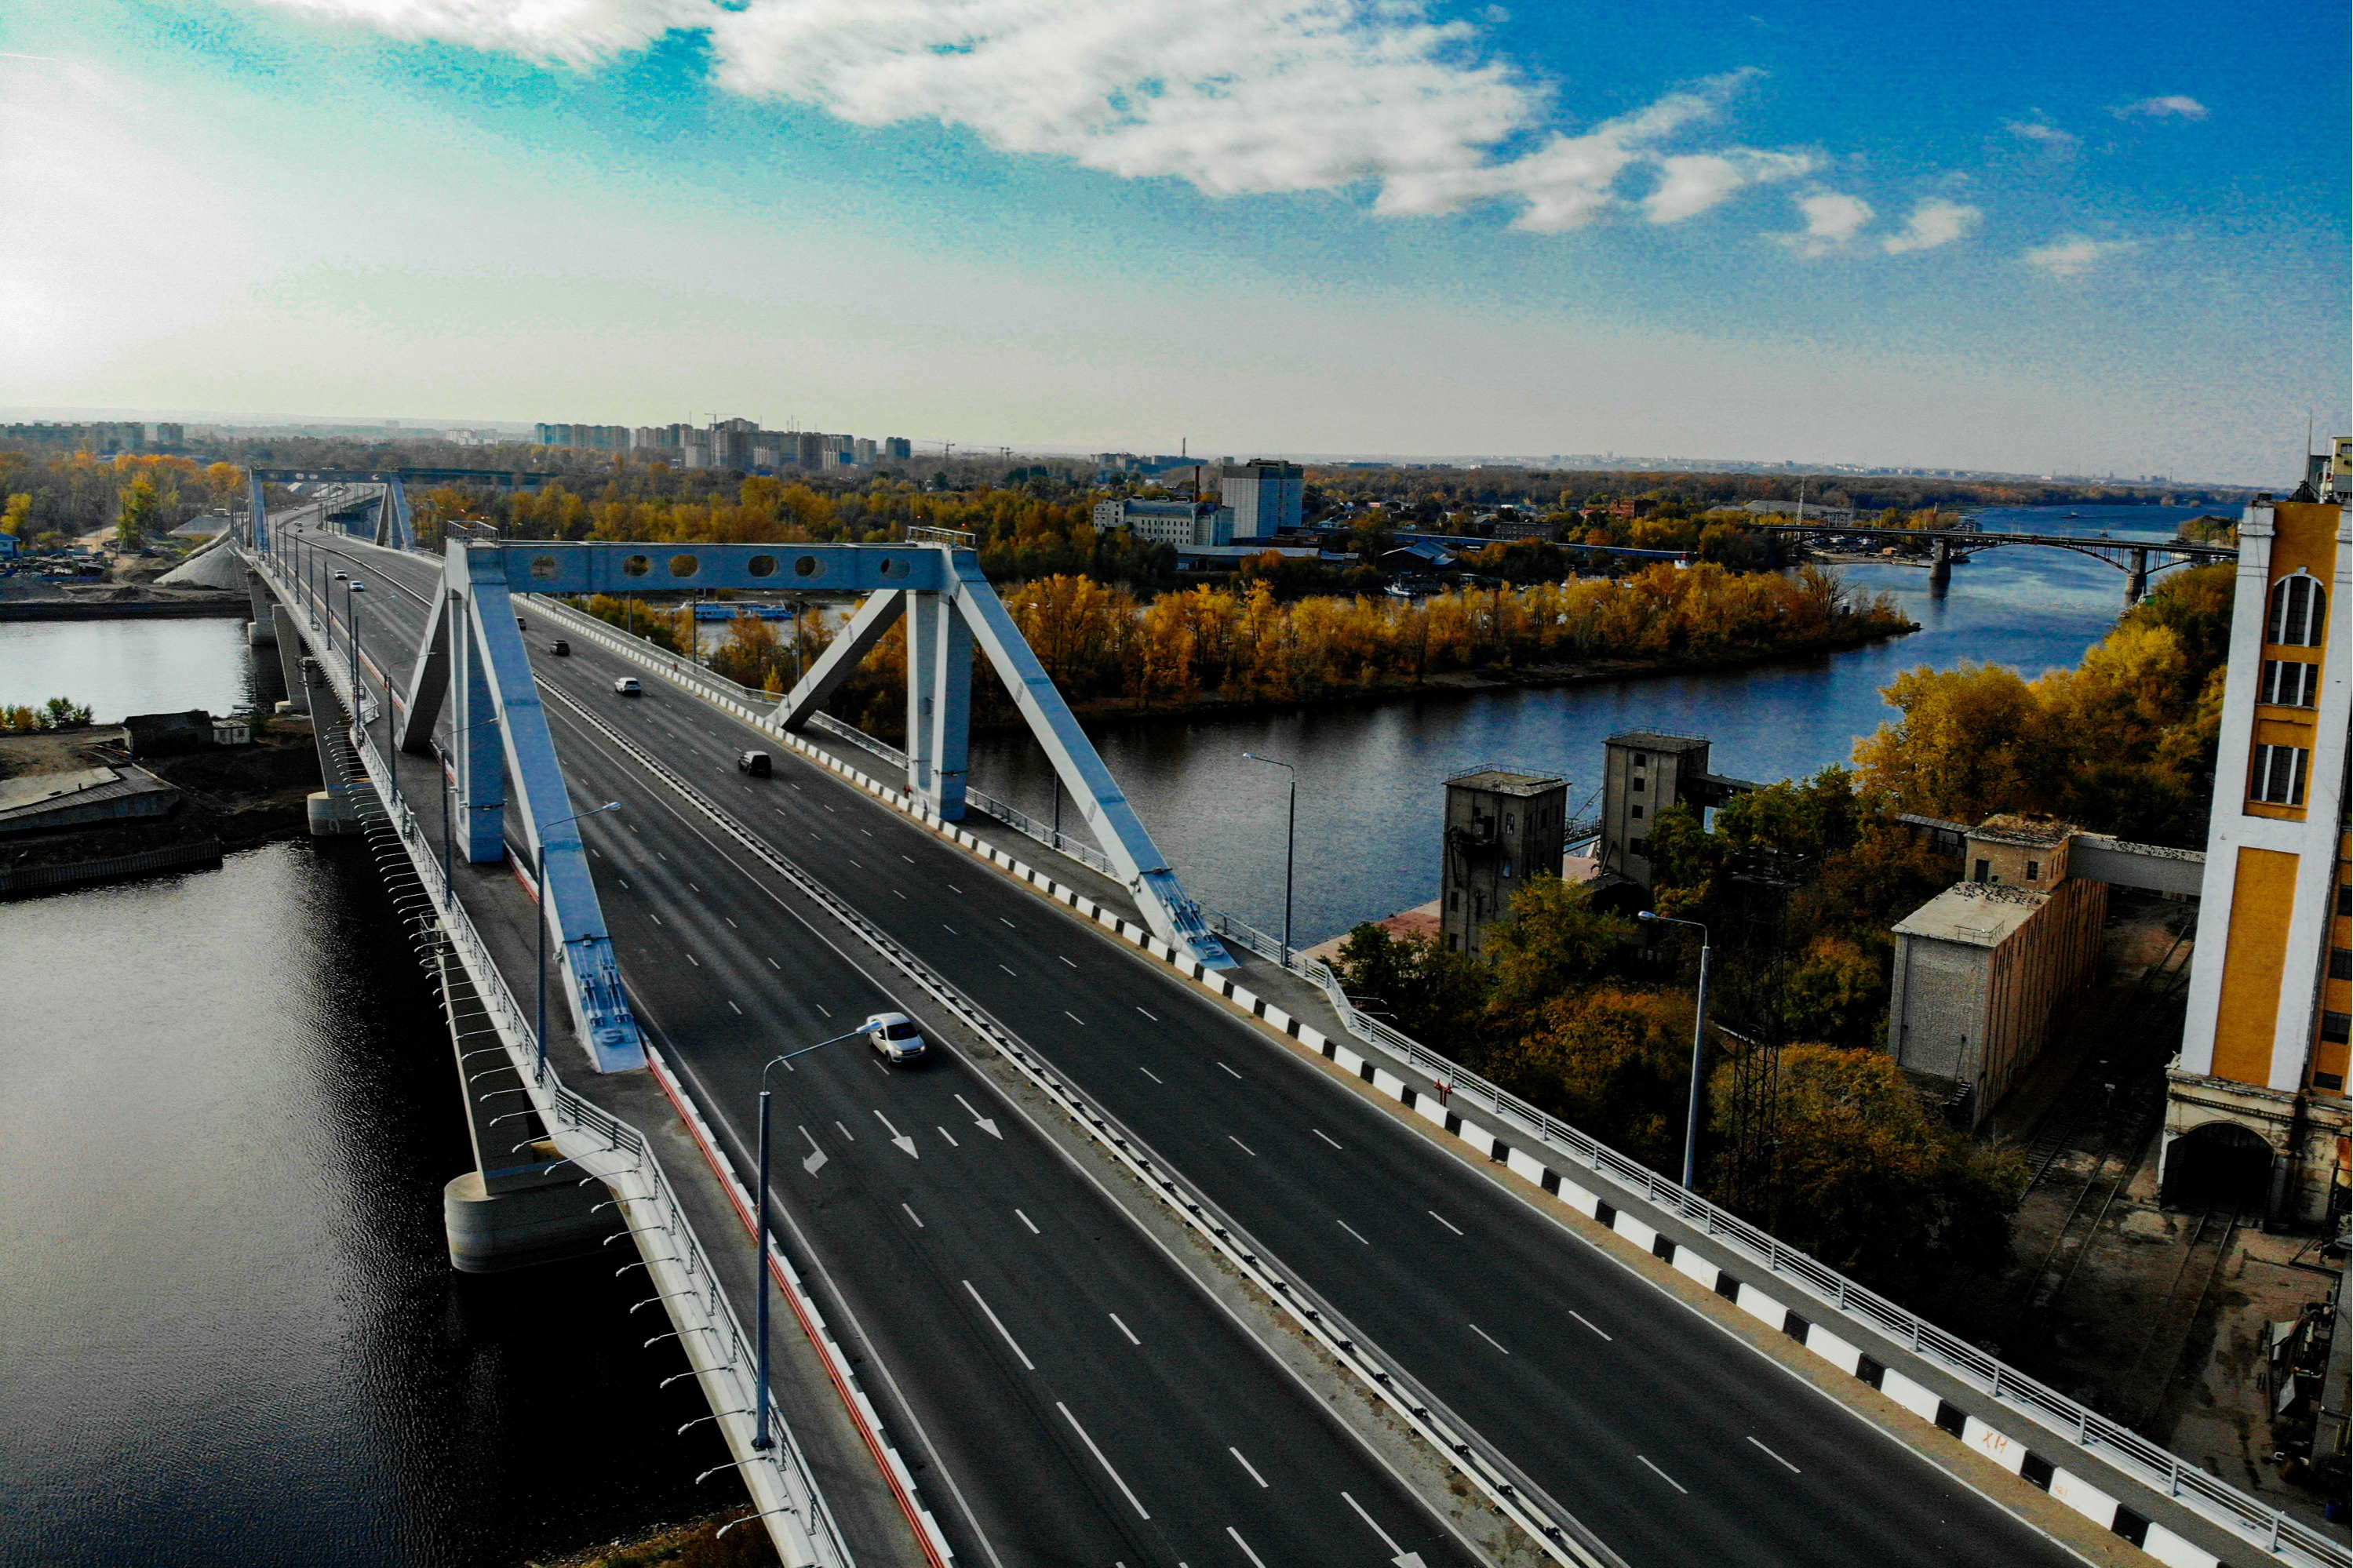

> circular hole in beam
[622,555,650,577]
[748,553,778,578]
[794,555,823,579]
[668,554,700,579]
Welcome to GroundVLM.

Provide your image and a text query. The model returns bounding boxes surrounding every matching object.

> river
[0,502,2216,1564]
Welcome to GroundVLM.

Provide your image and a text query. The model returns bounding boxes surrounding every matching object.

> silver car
[862,1011,927,1064]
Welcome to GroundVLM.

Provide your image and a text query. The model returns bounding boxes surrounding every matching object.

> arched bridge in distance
[1757,520,2237,605]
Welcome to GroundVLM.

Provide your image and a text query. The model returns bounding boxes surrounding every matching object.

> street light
[1240,751,1297,964]
[536,801,623,1071]
[751,1028,861,1449]
[344,581,367,737]
[330,570,348,651]
[1637,910,1713,1190]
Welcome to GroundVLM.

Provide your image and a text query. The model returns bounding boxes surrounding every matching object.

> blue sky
[2,0,2343,483]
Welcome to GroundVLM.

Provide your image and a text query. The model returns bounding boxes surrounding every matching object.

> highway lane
[281,528,1476,1568]
[494,580,2087,1568]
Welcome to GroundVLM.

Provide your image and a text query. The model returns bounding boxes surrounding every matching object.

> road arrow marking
[797,1125,827,1176]
[874,1109,920,1159]
[955,1093,1003,1139]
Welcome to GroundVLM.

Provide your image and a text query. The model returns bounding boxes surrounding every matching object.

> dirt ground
[0,722,322,871]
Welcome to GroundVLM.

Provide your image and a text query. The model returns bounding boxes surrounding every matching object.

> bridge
[1757,522,2237,605]
[229,497,2337,1568]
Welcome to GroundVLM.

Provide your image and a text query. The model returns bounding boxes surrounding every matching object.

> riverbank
[0,722,321,883]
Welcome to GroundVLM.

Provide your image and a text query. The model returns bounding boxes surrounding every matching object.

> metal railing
[1200,906,2345,1568]
[245,541,848,1568]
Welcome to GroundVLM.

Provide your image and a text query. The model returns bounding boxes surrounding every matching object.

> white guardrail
[521,589,2348,1568]
[242,544,861,1568]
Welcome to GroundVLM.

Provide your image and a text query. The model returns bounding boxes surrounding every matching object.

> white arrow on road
[798,1124,828,1176]
[873,1109,920,1159]
[954,1093,1003,1140]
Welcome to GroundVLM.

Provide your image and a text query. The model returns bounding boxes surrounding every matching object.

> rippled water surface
[0,842,727,1566]
[0,616,266,721]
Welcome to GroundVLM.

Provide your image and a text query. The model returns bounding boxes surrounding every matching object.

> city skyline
[2,1,2344,485]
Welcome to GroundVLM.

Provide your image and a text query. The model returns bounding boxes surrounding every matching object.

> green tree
[1331,923,1492,1059]
[1480,876,1635,1024]
[115,475,162,545]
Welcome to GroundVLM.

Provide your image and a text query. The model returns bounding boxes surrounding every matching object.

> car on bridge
[861,1011,927,1064]
[548,638,569,657]
[737,750,771,777]
[611,676,640,697]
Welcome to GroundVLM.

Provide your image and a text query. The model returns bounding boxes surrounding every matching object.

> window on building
[1631,804,1644,820]
[1631,776,1646,791]
[1447,933,1458,951]
[1629,836,1646,857]
[2026,860,2041,881]
[1449,890,1460,909]
[1633,752,1648,768]
[2333,948,2352,981]
[1505,813,1515,833]
[2340,883,2352,917]
[1473,893,1484,917]
[2260,659,2321,708]
[2315,1072,2346,1092]
[2250,744,2311,806]
[1972,859,1991,882]
[2267,572,2326,646]
[2323,1012,2352,1043]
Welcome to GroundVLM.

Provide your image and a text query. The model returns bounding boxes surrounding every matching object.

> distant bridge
[1757,522,2236,605]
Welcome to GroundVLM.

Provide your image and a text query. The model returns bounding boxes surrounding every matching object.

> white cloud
[2020,235,2136,278]
[2113,94,2208,121]
[1882,198,1980,254]
[1781,190,1870,256]
[261,0,1809,232]
[2004,117,2077,150]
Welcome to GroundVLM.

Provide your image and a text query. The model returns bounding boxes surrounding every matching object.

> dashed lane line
[1109,1312,1139,1346]
[1216,1061,1242,1080]
[1427,1210,1464,1235]
[1015,1209,1039,1235]
[1569,1311,1612,1342]
[1747,1435,1801,1475]
[1469,1323,1510,1355]
[1229,1135,1258,1157]
[1312,1129,1343,1151]
[1056,1403,1146,1521]
[1637,1455,1688,1495]
[1336,1219,1371,1246]
[1229,1448,1269,1488]
[966,1281,1036,1371]
[901,1202,925,1229]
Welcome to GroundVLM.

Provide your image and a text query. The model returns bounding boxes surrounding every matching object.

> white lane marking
[1058,955,1076,967]
[997,917,1014,928]
[1135,1006,1159,1022]
[960,1282,1033,1377]
[1228,1448,1268,1489]
[901,1202,924,1228]
[790,784,801,791]
[861,828,871,837]
[1747,1435,1801,1474]
[657,852,667,860]
[1109,1312,1139,1345]
[687,881,701,892]
[833,1120,855,1141]
[1226,1526,1267,1568]
[1341,1490,1405,1555]
[1216,1061,1242,1080]
[727,1000,742,1015]
[618,878,630,890]
[1057,1403,1146,1519]
[1569,1311,1612,1341]
[798,1126,827,1175]
[1637,1454,1688,1494]
[1229,1135,1258,1156]
[685,953,700,967]
[942,923,958,934]
[767,957,781,970]
[1469,1322,1510,1355]
[873,1109,920,1158]
[823,803,835,813]
[724,916,737,928]
[892,890,905,900]
[998,963,1017,976]
[814,1003,831,1017]
[650,914,664,926]
[1064,1010,1085,1025]
[1336,1219,1371,1246]
[848,860,861,869]
[591,847,602,858]
[955,1094,1003,1138]
[947,882,962,893]
[1312,1128,1343,1151]
[870,1059,890,1076]
[1138,1067,1164,1085]
[901,854,914,864]
[1427,1210,1464,1235]
[1015,1209,1039,1234]
[931,1121,960,1147]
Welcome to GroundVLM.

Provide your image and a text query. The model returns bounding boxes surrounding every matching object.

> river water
[0,503,2216,1564]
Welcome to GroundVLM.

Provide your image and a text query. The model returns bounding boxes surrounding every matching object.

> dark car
[548,638,570,656]
[737,751,771,777]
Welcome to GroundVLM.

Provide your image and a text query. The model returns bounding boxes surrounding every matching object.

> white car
[862,1011,927,1064]
[612,676,641,697]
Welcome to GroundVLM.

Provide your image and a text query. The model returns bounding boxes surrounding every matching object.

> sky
[2,1,2344,483]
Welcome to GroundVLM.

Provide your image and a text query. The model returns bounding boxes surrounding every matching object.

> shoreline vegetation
[579,561,1914,740]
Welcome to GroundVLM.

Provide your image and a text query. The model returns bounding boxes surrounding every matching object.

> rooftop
[1446,767,1564,797]
[1605,731,1710,755]
[1968,813,2074,849]
[1893,882,2049,947]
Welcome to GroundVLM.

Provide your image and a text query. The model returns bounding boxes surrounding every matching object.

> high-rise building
[2167,469,2352,1222]
[1219,459,1304,538]
[854,438,878,464]
[885,437,913,461]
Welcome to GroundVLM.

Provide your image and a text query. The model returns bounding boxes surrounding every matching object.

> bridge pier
[1928,536,1953,593]
[905,588,972,819]
[2125,547,2148,606]
[245,570,278,646]
[298,655,363,836]
[270,605,308,712]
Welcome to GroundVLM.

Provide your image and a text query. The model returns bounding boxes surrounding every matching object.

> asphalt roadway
[283,525,1475,1568]
[290,526,2084,1568]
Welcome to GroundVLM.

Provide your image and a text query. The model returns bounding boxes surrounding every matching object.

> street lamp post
[330,570,347,652]
[433,740,453,897]
[344,581,367,732]
[1240,752,1298,963]
[535,801,624,1071]
[1637,910,1713,1190]
[751,1028,861,1449]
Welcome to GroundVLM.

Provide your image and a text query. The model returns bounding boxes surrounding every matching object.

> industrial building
[1593,732,1756,890]
[1439,766,1569,957]
[2166,465,2352,1222]
[1219,460,1305,539]
[1092,497,1236,547]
